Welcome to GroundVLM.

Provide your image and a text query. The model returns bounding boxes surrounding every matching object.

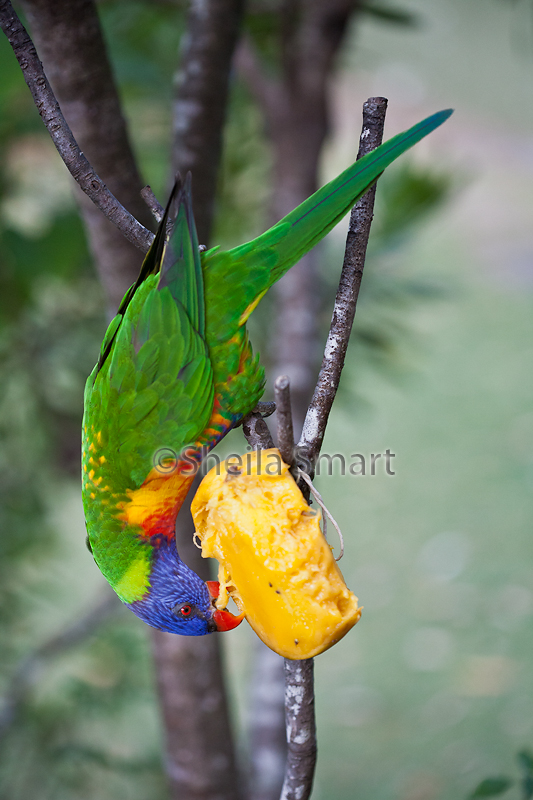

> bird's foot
[252,401,276,418]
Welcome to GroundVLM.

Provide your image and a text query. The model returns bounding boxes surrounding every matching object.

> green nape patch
[114,554,152,603]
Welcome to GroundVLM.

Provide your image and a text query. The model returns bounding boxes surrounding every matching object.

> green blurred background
[1,1,532,799]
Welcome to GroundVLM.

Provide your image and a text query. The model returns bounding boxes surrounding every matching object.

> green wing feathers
[83,176,214,526]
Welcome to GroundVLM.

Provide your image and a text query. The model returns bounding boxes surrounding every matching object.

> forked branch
[241,98,388,800]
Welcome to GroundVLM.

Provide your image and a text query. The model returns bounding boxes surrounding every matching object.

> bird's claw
[252,401,276,418]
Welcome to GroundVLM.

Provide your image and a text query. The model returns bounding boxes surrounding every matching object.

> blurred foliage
[468,750,533,799]
[0,0,455,798]
[214,83,272,248]
[372,162,452,245]
[0,616,166,800]
[247,159,453,403]
[341,163,453,387]
[471,778,515,799]
[243,0,419,77]
[0,275,103,639]
[359,2,420,27]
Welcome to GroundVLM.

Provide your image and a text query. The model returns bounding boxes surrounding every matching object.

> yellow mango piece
[191,448,361,659]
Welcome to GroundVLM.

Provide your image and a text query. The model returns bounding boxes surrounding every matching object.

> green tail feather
[203,109,453,334]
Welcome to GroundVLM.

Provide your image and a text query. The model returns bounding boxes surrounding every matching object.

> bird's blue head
[126,536,243,636]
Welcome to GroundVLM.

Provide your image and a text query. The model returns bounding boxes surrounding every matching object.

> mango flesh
[191,448,361,659]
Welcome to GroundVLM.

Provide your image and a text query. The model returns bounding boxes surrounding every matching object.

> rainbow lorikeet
[82,109,452,636]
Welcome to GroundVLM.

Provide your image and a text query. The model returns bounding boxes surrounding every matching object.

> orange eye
[180,604,192,617]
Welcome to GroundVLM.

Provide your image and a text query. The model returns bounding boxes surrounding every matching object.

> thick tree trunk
[152,3,246,799]
[151,484,243,800]
[19,0,154,313]
[247,641,286,800]
[152,627,242,800]
[172,0,245,246]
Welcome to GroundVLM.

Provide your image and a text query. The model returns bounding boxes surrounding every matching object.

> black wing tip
[166,171,195,232]
[167,172,195,224]
[159,169,201,292]
[167,173,183,219]
[170,170,192,196]
[182,173,194,215]
[93,175,190,378]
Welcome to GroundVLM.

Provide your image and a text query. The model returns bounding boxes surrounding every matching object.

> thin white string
[297,470,344,561]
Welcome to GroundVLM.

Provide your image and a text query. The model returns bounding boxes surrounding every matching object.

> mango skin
[191,448,361,659]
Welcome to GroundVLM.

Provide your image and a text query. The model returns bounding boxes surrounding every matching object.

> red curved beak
[206,581,244,631]
[213,608,244,631]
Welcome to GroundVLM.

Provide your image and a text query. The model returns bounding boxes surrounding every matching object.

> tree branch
[279,101,387,798]
[141,185,165,223]
[274,376,295,466]
[242,411,275,450]
[299,96,388,467]
[279,660,317,800]
[16,0,160,312]
[239,12,363,793]
[0,0,154,264]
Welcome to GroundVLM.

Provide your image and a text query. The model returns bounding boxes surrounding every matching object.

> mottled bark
[299,97,388,467]
[273,376,295,466]
[173,0,245,245]
[18,0,155,311]
[279,660,316,800]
